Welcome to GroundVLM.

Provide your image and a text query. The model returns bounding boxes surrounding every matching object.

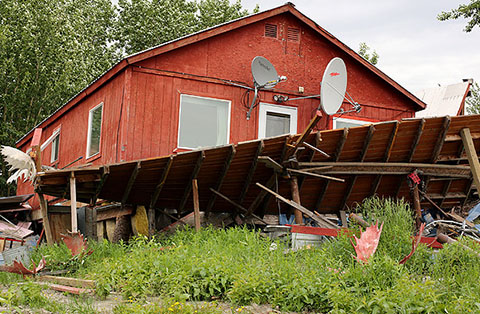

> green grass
[16,197,480,312]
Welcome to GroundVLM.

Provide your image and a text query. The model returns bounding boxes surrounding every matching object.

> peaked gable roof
[17,2,425,147]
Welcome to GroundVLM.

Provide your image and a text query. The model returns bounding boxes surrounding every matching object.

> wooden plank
[38,194,53,244]
[460,128,480,194]
[150,156,174,208]
[178,151,205,213]
[258,156,283,173]
[206,146,236,215]
[303,142,330,158]
[238,140,264,204]
[96,206,133,221]
[431,116,451,163]
[121,161,141,205]
[298,132,322,192]
[256,182,338,228]
[36,275,95,289]
[287,169,344,182]
[314,127,348,210]
[445,132,480,142]
[412,184,422,228]
[440,142,464,207]
[209,188,268,224]
[192,179,200,231]
[246,175,275,215]
[340,125,375,211]
[339,210,347,227]
[70,172,77,233]
[370,121,398,196]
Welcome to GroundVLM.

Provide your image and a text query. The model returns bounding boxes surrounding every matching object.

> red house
[16,3,425,205]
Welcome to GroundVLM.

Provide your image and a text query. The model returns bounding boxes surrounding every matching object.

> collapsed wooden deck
[35,115,480,223]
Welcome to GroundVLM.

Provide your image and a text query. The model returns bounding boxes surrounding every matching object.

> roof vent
[265,23,277,38]
[287,27,300,41]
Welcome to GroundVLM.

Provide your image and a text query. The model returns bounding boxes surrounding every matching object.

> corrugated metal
[415,82,471,118]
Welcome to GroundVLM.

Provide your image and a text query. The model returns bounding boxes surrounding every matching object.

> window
[287,27,300,41]
[51,131,60,163]
[265,23,277,38]
[178,94,230,149]
[86,103,103,158]
[333,117,372,129]
[258,103,297,138]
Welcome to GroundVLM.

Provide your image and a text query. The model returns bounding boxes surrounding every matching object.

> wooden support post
[339,210,348,227]
[460,127,480,193]
[206,146,236,215]
[192,179,200,231]
[38,193,53,244]
[412,184,422,229]
[122,161,141,205]
[69,172,78,233]
[286,110,322,158]
[238,140,264,204]
[290,176,303,225]
[178,151,205,213]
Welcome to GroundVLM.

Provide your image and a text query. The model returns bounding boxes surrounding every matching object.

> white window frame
[50,127,61,163]
[177,94,231,149]
[332,117,373,129]
[86,102,104,158]
[258,103,297,138]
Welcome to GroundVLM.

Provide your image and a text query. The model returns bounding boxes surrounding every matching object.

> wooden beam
[431,116,451,163]
[206,146,236,215]
[412,184,422,228]
[445,132,480,142]
[370,121,398,196]
[92,166,109,205]
[298,132,322,192]
[121,161,141,205]
[209,188,268,225]
[340,125,375,211]
[314,127,349,210]
[258,156,283,173]
[36,275,95,289]
[303,142,330,158]
[285,110,322,158]
[460,127,480,193]
[287,169,344,182]
[396,119,425,197]
[462,179,474,207]
[178,151,205,213]
[70,172,77,233]
[255,182,338,229]
[150,156,174,209]
[440,142,464,207]
[192,179,200,231]
[246,175,275,215]
[38,193,53,244]
[238,140,264,204]
[300,162,472,178]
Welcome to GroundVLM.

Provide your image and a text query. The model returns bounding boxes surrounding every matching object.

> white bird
[1,145,37,184]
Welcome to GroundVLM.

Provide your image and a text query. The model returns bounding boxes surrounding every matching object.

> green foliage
[466,82,480,114]
[9,198,480,312]
[438,0,480,32]
[358,42,379,65]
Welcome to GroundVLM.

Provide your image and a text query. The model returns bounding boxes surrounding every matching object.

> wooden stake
[412,184,422,229]
[192,179,200,231]
[38,193,53,244]
[290,176,303,225]
[460,128,480,193]
[70,172,77,233]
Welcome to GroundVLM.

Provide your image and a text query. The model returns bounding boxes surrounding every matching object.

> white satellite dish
[252,56,280,89]
[320,57,347,115]
[247,56,286,120]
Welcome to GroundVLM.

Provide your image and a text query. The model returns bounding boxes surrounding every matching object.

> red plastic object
[399,223,425,264]
[350,221,384,263]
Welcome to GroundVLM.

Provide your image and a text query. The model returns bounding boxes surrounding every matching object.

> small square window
[87,103,103,158]
[258,103,297,138]
[178,95,230,149]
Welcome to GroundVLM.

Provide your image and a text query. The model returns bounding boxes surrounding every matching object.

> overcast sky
[237,0,479,93]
